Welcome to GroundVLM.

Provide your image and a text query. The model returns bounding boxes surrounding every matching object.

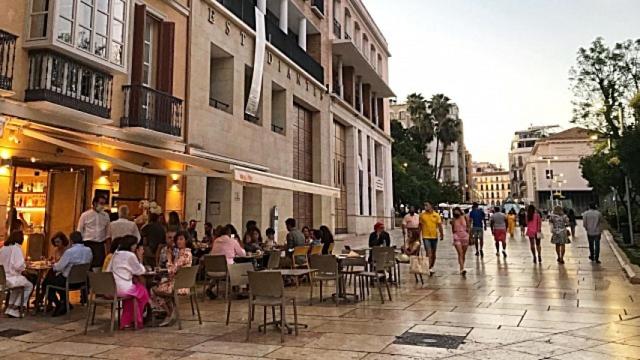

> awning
[233,166,341,198]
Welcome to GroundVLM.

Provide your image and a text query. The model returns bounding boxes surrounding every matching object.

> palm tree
[405,93,435,156]
[427,94,453,179]
[435,116,462,180]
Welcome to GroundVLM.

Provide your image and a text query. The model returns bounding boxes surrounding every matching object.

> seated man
[44,231,92,316]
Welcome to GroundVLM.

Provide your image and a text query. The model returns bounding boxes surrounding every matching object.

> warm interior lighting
[30,157,37,163]
[0,165,9,176]
[99,163,110,172]
[170,173,180,181]
[0,149,10,160]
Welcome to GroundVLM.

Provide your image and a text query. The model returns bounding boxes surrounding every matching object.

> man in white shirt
[110,205,141,242]
[77,195,111,268]
[402,206,420,245]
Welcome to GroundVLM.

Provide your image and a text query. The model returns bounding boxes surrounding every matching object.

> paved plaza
[1,223,639,359]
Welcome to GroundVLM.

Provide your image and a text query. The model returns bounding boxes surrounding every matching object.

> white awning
[232,166,341,198]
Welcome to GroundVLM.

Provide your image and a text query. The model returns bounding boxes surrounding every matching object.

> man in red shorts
[490,206,508,258]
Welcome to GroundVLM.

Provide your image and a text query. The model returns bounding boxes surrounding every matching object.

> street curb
[605,230,640,284]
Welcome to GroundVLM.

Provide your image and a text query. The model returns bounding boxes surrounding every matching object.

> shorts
[493,229,507,243]
[423,238,438,251]
[471,227,484,240]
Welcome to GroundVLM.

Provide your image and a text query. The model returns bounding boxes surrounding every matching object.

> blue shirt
[469,209,485,228]
[53,243,93,277]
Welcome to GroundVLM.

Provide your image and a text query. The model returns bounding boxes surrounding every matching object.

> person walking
[402,206,420,250]
[507,209,517,240]
[451,207,470,275]
[549,206,570,264]
[77,195,111,268]
[567,208,577,239]
[583,203,605,264]
[469,203,486,257]
[490,207,508,258]
[518,208,527,238]
[419,202,444,276]
[110,205,141,242]
[525,205,543,263]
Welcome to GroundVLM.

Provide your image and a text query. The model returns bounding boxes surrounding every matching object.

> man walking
[77,195,111,268]
[419,202,444,276]
[402,206,420,248]
[490,206,508,258]
[469,202,486,257]
[583,203,605,264]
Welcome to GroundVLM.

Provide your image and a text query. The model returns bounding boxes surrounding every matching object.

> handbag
[396,253,410,263]
[409,255,429,275]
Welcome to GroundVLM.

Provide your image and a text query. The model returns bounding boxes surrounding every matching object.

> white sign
[245,7,266,117]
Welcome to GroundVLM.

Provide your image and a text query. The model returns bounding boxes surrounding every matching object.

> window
[209,43,233,114]
[56,0,74,43]
[30,0,49,39]
[377,54,382,74]
[111,0,125,64]
[142,14,160,87]
[271,82,286,134]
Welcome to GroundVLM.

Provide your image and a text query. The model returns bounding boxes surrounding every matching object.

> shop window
[29,0,49,39]
[209,43,233,114]
[271,82,286,134]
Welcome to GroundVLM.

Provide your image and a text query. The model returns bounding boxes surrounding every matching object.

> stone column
[337,56,344,98]
[358,78,363,114]
[298,18,307,50]
[257,0,266,13]
[373,94,379,126]
[279,0,288,34]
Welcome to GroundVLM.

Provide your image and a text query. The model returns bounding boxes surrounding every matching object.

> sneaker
[461,269,467,276]
[502,251,507,258]
[588,255,593,261]
[595,260,601,264]
[475,251,479,256]
[5,308,20,318]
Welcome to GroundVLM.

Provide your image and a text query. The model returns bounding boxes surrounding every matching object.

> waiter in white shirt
[77,195,111,268]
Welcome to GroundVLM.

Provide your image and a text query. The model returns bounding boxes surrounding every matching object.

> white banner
[245,7,266,117]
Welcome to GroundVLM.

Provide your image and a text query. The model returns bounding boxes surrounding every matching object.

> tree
[580,149,625,200]
[427,94,461,180]
[570,37,640,138]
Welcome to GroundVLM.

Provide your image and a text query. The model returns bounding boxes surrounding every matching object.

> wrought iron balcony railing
[311,0,325,15]
[25,50,113,118]
[121,84,183,137]
[0,29,18,91]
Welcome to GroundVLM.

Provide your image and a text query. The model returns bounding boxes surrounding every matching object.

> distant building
[471,162,510,206]
[390,101,468,187]
[509,125,559,202]
[523,127,599,213]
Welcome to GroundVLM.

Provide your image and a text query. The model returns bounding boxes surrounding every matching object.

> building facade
[470,162,510,206]
[390,101,468,188]
[523,127,598,213]
[508,125,558,202]
[0,0,393,253]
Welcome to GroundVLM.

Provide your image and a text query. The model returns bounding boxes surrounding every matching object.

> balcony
[311,0,325,16]
[218,0,324,83]
[332,39,394,98]
[0,30,17,95]
[333,20,342,39]
[25,50,113,119]
[121,85,183,137]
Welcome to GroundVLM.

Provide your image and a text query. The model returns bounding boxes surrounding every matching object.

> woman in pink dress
[451,207,470,276]
[107,235,149,329]
[525,205,543,263]
[152,231,193,327]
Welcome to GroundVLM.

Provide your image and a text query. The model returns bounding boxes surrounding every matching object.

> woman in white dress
[0,231,33,318]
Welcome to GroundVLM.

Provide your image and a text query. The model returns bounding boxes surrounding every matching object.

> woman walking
[451,207,470,275]
[518,208,527,238]
[525,205,543,263]
[567,208,577,239]
[549,206,571,264]
[507,209,517,240]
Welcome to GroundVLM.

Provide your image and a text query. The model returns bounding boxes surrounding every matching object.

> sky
[364,0,640,167]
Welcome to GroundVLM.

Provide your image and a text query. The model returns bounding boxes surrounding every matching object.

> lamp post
[541,156,557,209]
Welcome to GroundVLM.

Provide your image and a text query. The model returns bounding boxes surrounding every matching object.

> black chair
[45,262,91,315]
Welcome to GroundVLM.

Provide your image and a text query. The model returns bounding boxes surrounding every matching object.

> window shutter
[131,4,146,85]
[157,21,175,94]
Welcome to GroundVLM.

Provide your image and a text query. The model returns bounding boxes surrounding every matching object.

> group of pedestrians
[402,201,607,276]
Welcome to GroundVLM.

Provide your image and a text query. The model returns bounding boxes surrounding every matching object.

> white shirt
[109,218,141,241]
[77,209,111,243]
[107,250,145,293]
[0,244,26,279]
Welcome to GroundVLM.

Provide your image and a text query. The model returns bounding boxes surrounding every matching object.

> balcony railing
[218,0,324,83]
[25,50,112,118]
[121,85,183,137]
[271,123,284,134]
[209,97,230,112]
[344,32,352,40]
[311,0,325,15]
[333,20,342,38]
[0,30,18,92]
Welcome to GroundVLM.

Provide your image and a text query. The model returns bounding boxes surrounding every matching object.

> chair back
[174,265,199,290]
[227,262,254,287]
[340,256,367,267]
[292,246,309,257]
[371,247,390,271]
[0,265,6,287]
[203,255,228,273]
[379,247,396,270]
[266,251,281,269]
[248,271,283,298]
[88,272,117,297]
[310,245,323,255]
[309,254,338,277]
[27,233,44,260]
[67,263,92,285]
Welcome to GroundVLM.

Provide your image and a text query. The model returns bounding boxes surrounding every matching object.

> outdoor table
[335,255,365,303]
[26,260,53,313]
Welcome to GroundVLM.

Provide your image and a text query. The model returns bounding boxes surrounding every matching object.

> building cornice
[349,0,391,57]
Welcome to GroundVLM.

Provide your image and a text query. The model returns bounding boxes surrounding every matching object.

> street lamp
[540,156,558,209]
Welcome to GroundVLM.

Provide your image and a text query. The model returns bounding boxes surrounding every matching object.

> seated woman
[49,232,69,262]
[0,231,33,318]
[211,225,246,264]
[157,231,177,269]
[243,227,263,253]
[107,235,149,329]
[151,231,193,327]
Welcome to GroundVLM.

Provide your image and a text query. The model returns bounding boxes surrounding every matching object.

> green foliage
[579,150,625,198]
[618,125,640,189]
